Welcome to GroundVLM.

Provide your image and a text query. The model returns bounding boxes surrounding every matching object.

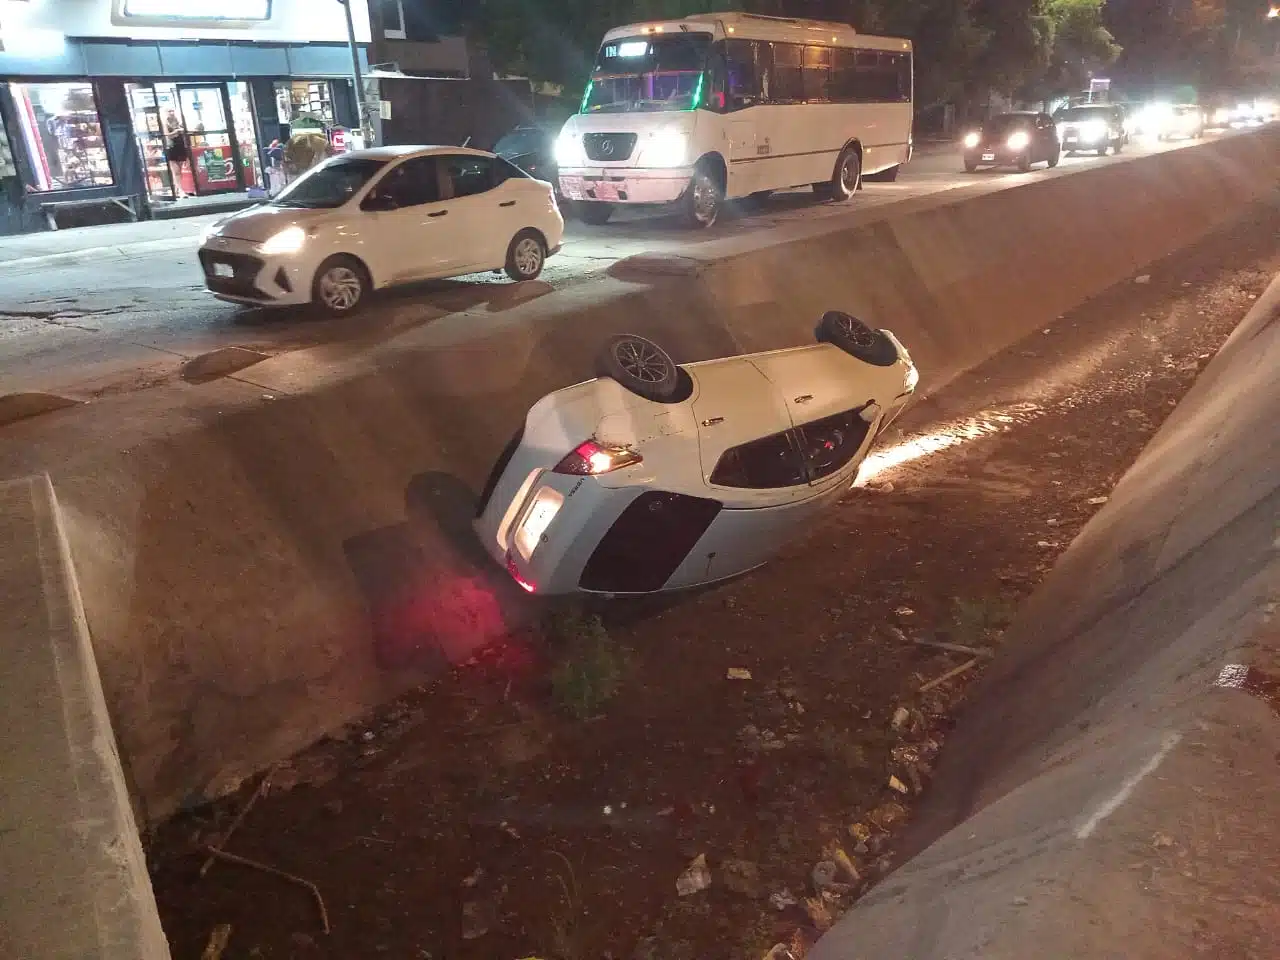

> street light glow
[1269,6,1279,18]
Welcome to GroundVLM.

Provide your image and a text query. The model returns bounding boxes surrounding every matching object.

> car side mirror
[363,192,397,212]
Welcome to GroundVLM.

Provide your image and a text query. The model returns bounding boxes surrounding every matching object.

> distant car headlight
[259,225,306,256]
[642,130,688,168]
[554,132,585,167]
[1080,120,1107,141]
[962,131,981,149]
[1006,130,1030,150]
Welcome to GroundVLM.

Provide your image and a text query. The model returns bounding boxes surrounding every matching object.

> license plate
[981,154,995,161]
[592,181,621,201]
[559,176,584,199]
[213,262,234,278]
[514,487,564,560]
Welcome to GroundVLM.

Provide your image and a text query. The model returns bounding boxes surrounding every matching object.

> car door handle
[499,200,517,207]
[429,210,448,218]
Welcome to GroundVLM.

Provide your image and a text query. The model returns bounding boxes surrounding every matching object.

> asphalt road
[0,134,1221,399]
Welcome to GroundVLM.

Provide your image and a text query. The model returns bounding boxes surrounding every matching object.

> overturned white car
[474,312,919,596]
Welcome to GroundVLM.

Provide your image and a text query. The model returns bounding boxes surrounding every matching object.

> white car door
[434,154,514,273]
[359,155,454,284]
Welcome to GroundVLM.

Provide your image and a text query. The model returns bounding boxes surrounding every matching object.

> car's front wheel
[816,310,899,367]
[596,334,682,402]
[504,229,546,282]
[312,255,368,315]
[964,156,978,173]
[1047,148,1061,168]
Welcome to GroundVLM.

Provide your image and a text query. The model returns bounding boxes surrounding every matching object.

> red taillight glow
[552,440,642,476]
[506,552,536,593]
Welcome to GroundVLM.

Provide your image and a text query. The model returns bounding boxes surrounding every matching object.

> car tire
[1065,149,1076,157]
[577,202,614,226]
[682,163,724,228]
[596,334,681,402]
[1097,144,1109,156]
[815,311,899,367]
[311,255,369,315]
[504,230,546,282]
[963,157,978,173]
[1017,152,1032,173]
[1047,148,1061,168]
[829,146,862,201]
[1112,139,1123,154]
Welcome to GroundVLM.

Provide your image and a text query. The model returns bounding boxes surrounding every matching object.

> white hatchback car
[474,312,919,596]
[198,145,564,314]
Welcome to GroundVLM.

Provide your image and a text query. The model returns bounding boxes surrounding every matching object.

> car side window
[494,156,530,184]
[440,155,497,199]
[364,156,439,209]
[710,432,807,489]
[794,406,874,482]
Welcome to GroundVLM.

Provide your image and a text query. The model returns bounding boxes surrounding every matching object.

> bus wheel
[683,164,723,228]
[577,202,614,226]
[830,147,862,201]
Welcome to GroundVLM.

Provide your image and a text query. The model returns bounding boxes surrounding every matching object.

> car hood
[210,205,331,244]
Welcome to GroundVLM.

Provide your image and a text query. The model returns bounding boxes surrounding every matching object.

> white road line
[1075,731,1183,840]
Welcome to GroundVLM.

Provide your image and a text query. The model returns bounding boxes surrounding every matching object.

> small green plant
[951,596,1016,645]
[547,609,630,720]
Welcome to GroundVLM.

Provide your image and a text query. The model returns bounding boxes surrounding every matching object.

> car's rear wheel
[577,201,614,226]
[312,255,368,315]
[596,334,681,402]
[504,229,546,282]
[816,310,899,367]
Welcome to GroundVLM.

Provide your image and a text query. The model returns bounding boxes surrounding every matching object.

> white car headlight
[554,132,584,167]
[962,131,980,149]
[1006,130,1030,150]
[643,130,688,168]
[259,225,306,256]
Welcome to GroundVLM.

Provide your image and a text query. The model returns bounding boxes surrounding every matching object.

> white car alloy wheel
[313,256,366,314]
[505,230,546,281]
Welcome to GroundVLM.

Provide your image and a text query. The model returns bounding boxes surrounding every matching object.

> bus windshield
[583,33,712,114]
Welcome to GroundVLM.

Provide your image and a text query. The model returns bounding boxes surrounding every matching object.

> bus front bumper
[558,168,692,205]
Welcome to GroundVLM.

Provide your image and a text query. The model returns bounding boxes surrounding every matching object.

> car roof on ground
[342,144,495,161]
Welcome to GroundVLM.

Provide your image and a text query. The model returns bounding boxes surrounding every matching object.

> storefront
[0,0,371,234]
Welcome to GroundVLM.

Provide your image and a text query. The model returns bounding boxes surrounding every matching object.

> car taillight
[552,440,642,476]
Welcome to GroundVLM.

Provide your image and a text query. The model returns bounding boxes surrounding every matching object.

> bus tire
[577,202,614,226]
[682,162,724,228]
[829,146,862,201]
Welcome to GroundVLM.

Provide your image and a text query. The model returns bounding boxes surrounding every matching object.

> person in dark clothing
[163,109,191,198]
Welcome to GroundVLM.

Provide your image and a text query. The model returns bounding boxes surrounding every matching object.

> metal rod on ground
[338,0,369,145]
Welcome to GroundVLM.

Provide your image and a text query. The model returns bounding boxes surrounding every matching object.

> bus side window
[802,45,831,102]
[769,42,804,103]
[831,47,856,102]
[722,38,761,110]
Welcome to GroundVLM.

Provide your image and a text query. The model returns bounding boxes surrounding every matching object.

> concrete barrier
[809,270,1280,959]
[0,129,1275,823]
[0,475,170,960]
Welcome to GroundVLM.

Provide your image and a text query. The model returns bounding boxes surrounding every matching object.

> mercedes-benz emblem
[600,138,615,156]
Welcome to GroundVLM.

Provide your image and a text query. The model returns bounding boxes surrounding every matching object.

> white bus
[554,12,913,228]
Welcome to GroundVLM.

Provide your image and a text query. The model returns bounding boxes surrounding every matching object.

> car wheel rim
[836,314,875,348]
[513,237,542,277]
[840,156,859,193]
[319,266,361,311]
[693,174,719,223]
[614,339,669,383]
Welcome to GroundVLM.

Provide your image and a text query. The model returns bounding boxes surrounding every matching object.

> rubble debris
[200,923,232,960]
[769,889,799,911]
[727,668,754,681]
[199,845,330,934]
[888,775,910,795]
[891,706,911,731]
[199,767,275,878]
[1134,274,1151,284]
[848,822,872,843]
[720,858,765,899]
[461,900,496,940]
[676,854,712,896]
[1087,496,1110,505]
[811,860,852,897]
[895,606,916,618]
[764,945,797,960]
[462,866,485,888]
[804,895,835,931]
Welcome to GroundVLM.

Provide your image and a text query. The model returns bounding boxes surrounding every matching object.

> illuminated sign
[121,0,272,20]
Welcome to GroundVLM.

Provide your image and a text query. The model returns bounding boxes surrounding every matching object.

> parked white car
[474,312,919,596]
[198,145,564,314]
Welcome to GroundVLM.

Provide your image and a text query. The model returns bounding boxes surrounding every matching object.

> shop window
[279,81,336,127]
[9,82,114,192]
[0,116,17,180]
[380,0,407,40]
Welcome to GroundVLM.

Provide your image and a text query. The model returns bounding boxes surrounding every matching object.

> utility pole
[337,0,370,146]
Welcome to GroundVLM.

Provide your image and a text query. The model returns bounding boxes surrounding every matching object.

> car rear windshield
[494,128,547,158]
[271,157,389,209]
[1056,107,1109,122]
[984,114,1032,135]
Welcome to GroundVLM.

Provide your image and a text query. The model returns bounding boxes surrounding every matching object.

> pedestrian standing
[163,109,191,199]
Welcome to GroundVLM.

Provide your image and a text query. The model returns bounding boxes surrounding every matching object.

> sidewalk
[0,214,219,271]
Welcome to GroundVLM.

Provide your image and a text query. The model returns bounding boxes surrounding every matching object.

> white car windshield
[583,33,712,114]
[271,157,389,209]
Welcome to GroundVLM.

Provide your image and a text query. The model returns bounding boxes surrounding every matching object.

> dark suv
[962,112,1061,173]
[1054,105,1126,156]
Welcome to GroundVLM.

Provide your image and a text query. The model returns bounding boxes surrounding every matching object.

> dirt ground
[147,202,1280,960]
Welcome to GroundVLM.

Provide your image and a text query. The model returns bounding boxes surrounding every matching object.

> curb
[0,235,199,273]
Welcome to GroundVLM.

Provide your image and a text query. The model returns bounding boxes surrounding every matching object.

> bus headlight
[962,131,980,149]
[554,132,585,167]
[642,130,688,168]
[1006,130,1030,150]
